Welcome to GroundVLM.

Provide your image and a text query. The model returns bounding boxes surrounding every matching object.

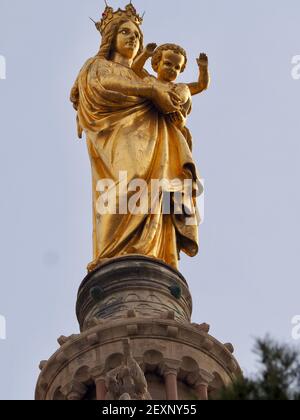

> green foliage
[216,337,300,400]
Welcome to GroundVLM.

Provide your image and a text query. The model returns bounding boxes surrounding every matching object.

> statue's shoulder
[92,57,121,78]
[79,56,112,77]
[92,56,112,68]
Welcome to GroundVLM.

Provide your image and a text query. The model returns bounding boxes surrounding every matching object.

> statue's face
[115,21,141,60]
[157,50,185,82]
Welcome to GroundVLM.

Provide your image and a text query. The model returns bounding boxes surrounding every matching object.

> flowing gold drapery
[71,57,201,271]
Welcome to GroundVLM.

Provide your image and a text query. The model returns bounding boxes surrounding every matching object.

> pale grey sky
[0,0,299,400]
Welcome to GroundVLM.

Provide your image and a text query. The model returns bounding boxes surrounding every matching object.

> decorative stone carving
[61,381,88,400]
[39,360,47,371]
[84,317,104,331]
[127,324,139,336]
[162,310,176,320]
[105,339,152,400]
[224,343,235,353]
[87,333,99,345]
[167,326,179,338]
[35,313,243,400]
[57,334,79,346]
[192,322,210,333]
[127,309,137,318]
[76,256,192,330]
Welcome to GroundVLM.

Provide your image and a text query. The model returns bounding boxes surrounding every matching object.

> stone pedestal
[35,256,242,400]
[76,255,192,330]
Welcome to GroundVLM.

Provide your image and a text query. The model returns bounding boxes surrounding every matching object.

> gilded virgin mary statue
[70,3,209,272]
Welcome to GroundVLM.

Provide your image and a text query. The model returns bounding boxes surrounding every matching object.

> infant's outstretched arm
[188,53,210,96]
[132,43,157,78]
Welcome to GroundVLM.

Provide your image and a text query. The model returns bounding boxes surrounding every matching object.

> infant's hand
[145,43,157,56]
[197,53,209,67]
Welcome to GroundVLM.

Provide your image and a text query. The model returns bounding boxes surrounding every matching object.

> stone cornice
[36,316,242,400]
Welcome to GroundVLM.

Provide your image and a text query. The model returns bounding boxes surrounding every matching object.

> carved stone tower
[35,255,241,400]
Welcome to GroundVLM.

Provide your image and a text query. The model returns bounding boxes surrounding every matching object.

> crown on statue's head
[93,1,143,35]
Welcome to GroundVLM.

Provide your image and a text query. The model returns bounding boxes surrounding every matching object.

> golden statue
[70,3,210,272]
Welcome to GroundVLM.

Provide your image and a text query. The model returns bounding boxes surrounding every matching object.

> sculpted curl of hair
[97,18,144,60]
[151,43,187,73]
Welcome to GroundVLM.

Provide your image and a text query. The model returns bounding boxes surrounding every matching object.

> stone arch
[143,349,164,373]
[181,356,199,371]
[70,366,95,400]
[124,293,140,302]
[105,352,124,370]
[73,365,91,383]
[146,294,162,304]
[178,356,200,384]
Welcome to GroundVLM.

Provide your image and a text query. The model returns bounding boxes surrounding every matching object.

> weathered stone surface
[39,361,47,371]
[35,315,242,400]
[105,339,152,400]
[76,255,193,331]
[35,256,242,400]
[224,343,235,354]
[192,323,210,333]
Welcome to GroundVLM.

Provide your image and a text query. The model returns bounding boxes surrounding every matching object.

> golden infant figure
[132,43,210,137]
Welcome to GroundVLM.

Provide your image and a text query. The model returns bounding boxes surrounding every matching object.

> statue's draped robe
[71,57,201,271]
